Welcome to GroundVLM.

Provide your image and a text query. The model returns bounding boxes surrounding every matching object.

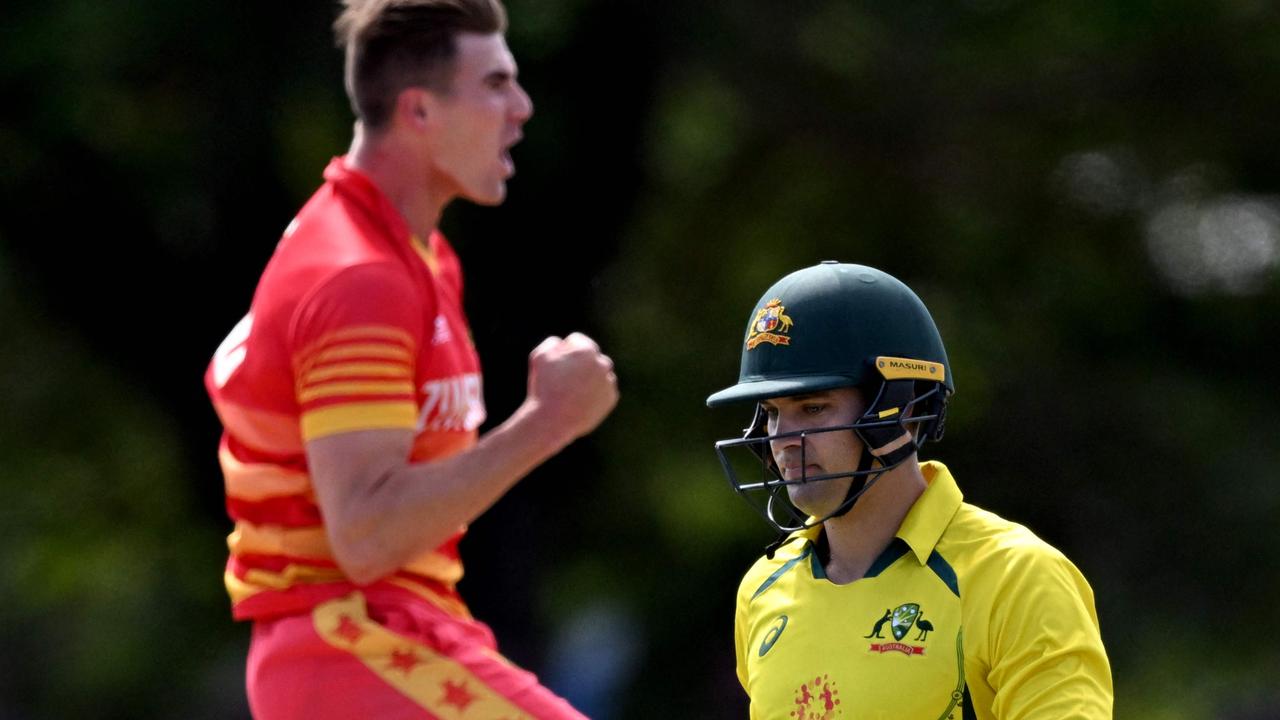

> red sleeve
[289,262,430,441]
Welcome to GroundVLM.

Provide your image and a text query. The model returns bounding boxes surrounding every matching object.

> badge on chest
[746,551,968,718]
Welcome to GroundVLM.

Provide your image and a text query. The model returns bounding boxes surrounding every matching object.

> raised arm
[307,332,617,584]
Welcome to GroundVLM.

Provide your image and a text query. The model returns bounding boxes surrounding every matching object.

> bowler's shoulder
[278,195,391,268]
[257,200,409,309]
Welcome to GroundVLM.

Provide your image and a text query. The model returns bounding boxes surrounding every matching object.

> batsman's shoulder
[737,533,813,605]
[940,501,1088,603]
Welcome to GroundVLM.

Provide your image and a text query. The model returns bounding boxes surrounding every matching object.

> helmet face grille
[713,384,949,535]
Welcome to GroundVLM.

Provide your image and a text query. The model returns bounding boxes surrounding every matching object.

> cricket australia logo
[865,603,933,656]
[745,298,794,350]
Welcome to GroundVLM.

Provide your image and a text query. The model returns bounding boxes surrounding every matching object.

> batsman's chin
[785,480,847,519]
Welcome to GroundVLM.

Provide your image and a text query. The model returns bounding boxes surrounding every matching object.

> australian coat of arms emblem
[746,299,794,349]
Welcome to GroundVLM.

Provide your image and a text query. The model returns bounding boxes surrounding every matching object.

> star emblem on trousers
[334,614,364,644]
[388,648,423,675]
[441,680,476,711]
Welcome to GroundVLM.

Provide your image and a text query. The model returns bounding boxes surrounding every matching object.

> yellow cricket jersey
[735,461,1112,719]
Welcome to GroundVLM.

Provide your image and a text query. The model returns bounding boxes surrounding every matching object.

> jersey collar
[323,156,414,245]
[782,460,964,566]
[324,156,450,278]
[896,460,964,565]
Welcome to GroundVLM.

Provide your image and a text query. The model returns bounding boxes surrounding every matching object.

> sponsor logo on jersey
[791,673,842,719]
[746,298,794,349]
[865,602,933,656]
[431,315,454,346]
[416,373,486,431]
[211,313,254,388]
[758,614,788,657]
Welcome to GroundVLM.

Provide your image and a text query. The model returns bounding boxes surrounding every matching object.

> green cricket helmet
[707,261,954,540]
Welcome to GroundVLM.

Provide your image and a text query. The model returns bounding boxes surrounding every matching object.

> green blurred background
[2,1,1279,717]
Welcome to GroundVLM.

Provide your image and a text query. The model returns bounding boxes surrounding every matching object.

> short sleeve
[734,573,752,693]
[986,545,1114,719]
[289,263,430,441]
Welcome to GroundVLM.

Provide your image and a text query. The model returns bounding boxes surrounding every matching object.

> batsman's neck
[821,459,926,585]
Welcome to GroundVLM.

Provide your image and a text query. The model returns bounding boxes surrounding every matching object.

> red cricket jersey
[205,157,485,621]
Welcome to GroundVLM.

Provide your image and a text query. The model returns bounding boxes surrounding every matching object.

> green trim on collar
[752,542,815,600]
[809,535,911,582]
[809,539,826,580]
[926,549,960,597]
[864,538,911,579]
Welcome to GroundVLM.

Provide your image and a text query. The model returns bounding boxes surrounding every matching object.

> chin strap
[830,380,920,518]
[764,532,790,560]
[828,448,875,519]
[856,380,920,462]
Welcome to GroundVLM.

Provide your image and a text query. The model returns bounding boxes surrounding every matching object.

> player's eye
[803,404,826,415]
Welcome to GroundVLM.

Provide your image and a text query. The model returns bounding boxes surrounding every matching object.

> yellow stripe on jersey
[293,325,414,366]
[229,523,334,560]
[398,552,464,586]
[229,520,463,585]
[226,566,268,606]
[384,577,471,618]
[300,401,418,440]
[220,444,311,501]
[306,343,415,366]
[230,558,464,617]
[243,563,348,591]
[297,380,415,403]
[302,361,414,384]
[313,592,534,720]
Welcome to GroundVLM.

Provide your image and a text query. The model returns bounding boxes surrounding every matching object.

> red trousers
[246,587,587,719]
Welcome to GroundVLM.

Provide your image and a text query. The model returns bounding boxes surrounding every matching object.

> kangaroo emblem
[864,608,891,639]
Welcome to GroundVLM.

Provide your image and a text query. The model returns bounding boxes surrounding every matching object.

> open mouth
[500,133,522,177]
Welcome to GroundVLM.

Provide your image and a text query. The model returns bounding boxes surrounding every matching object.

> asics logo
[759,615,788,657]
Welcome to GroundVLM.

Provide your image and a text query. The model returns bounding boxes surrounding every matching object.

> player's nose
[768,427,805,456]
[511,81,533,123]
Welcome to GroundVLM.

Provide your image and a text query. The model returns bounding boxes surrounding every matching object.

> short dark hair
[334,0,507,130]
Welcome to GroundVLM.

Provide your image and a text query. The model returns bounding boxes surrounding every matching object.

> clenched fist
[526,332,619,445]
